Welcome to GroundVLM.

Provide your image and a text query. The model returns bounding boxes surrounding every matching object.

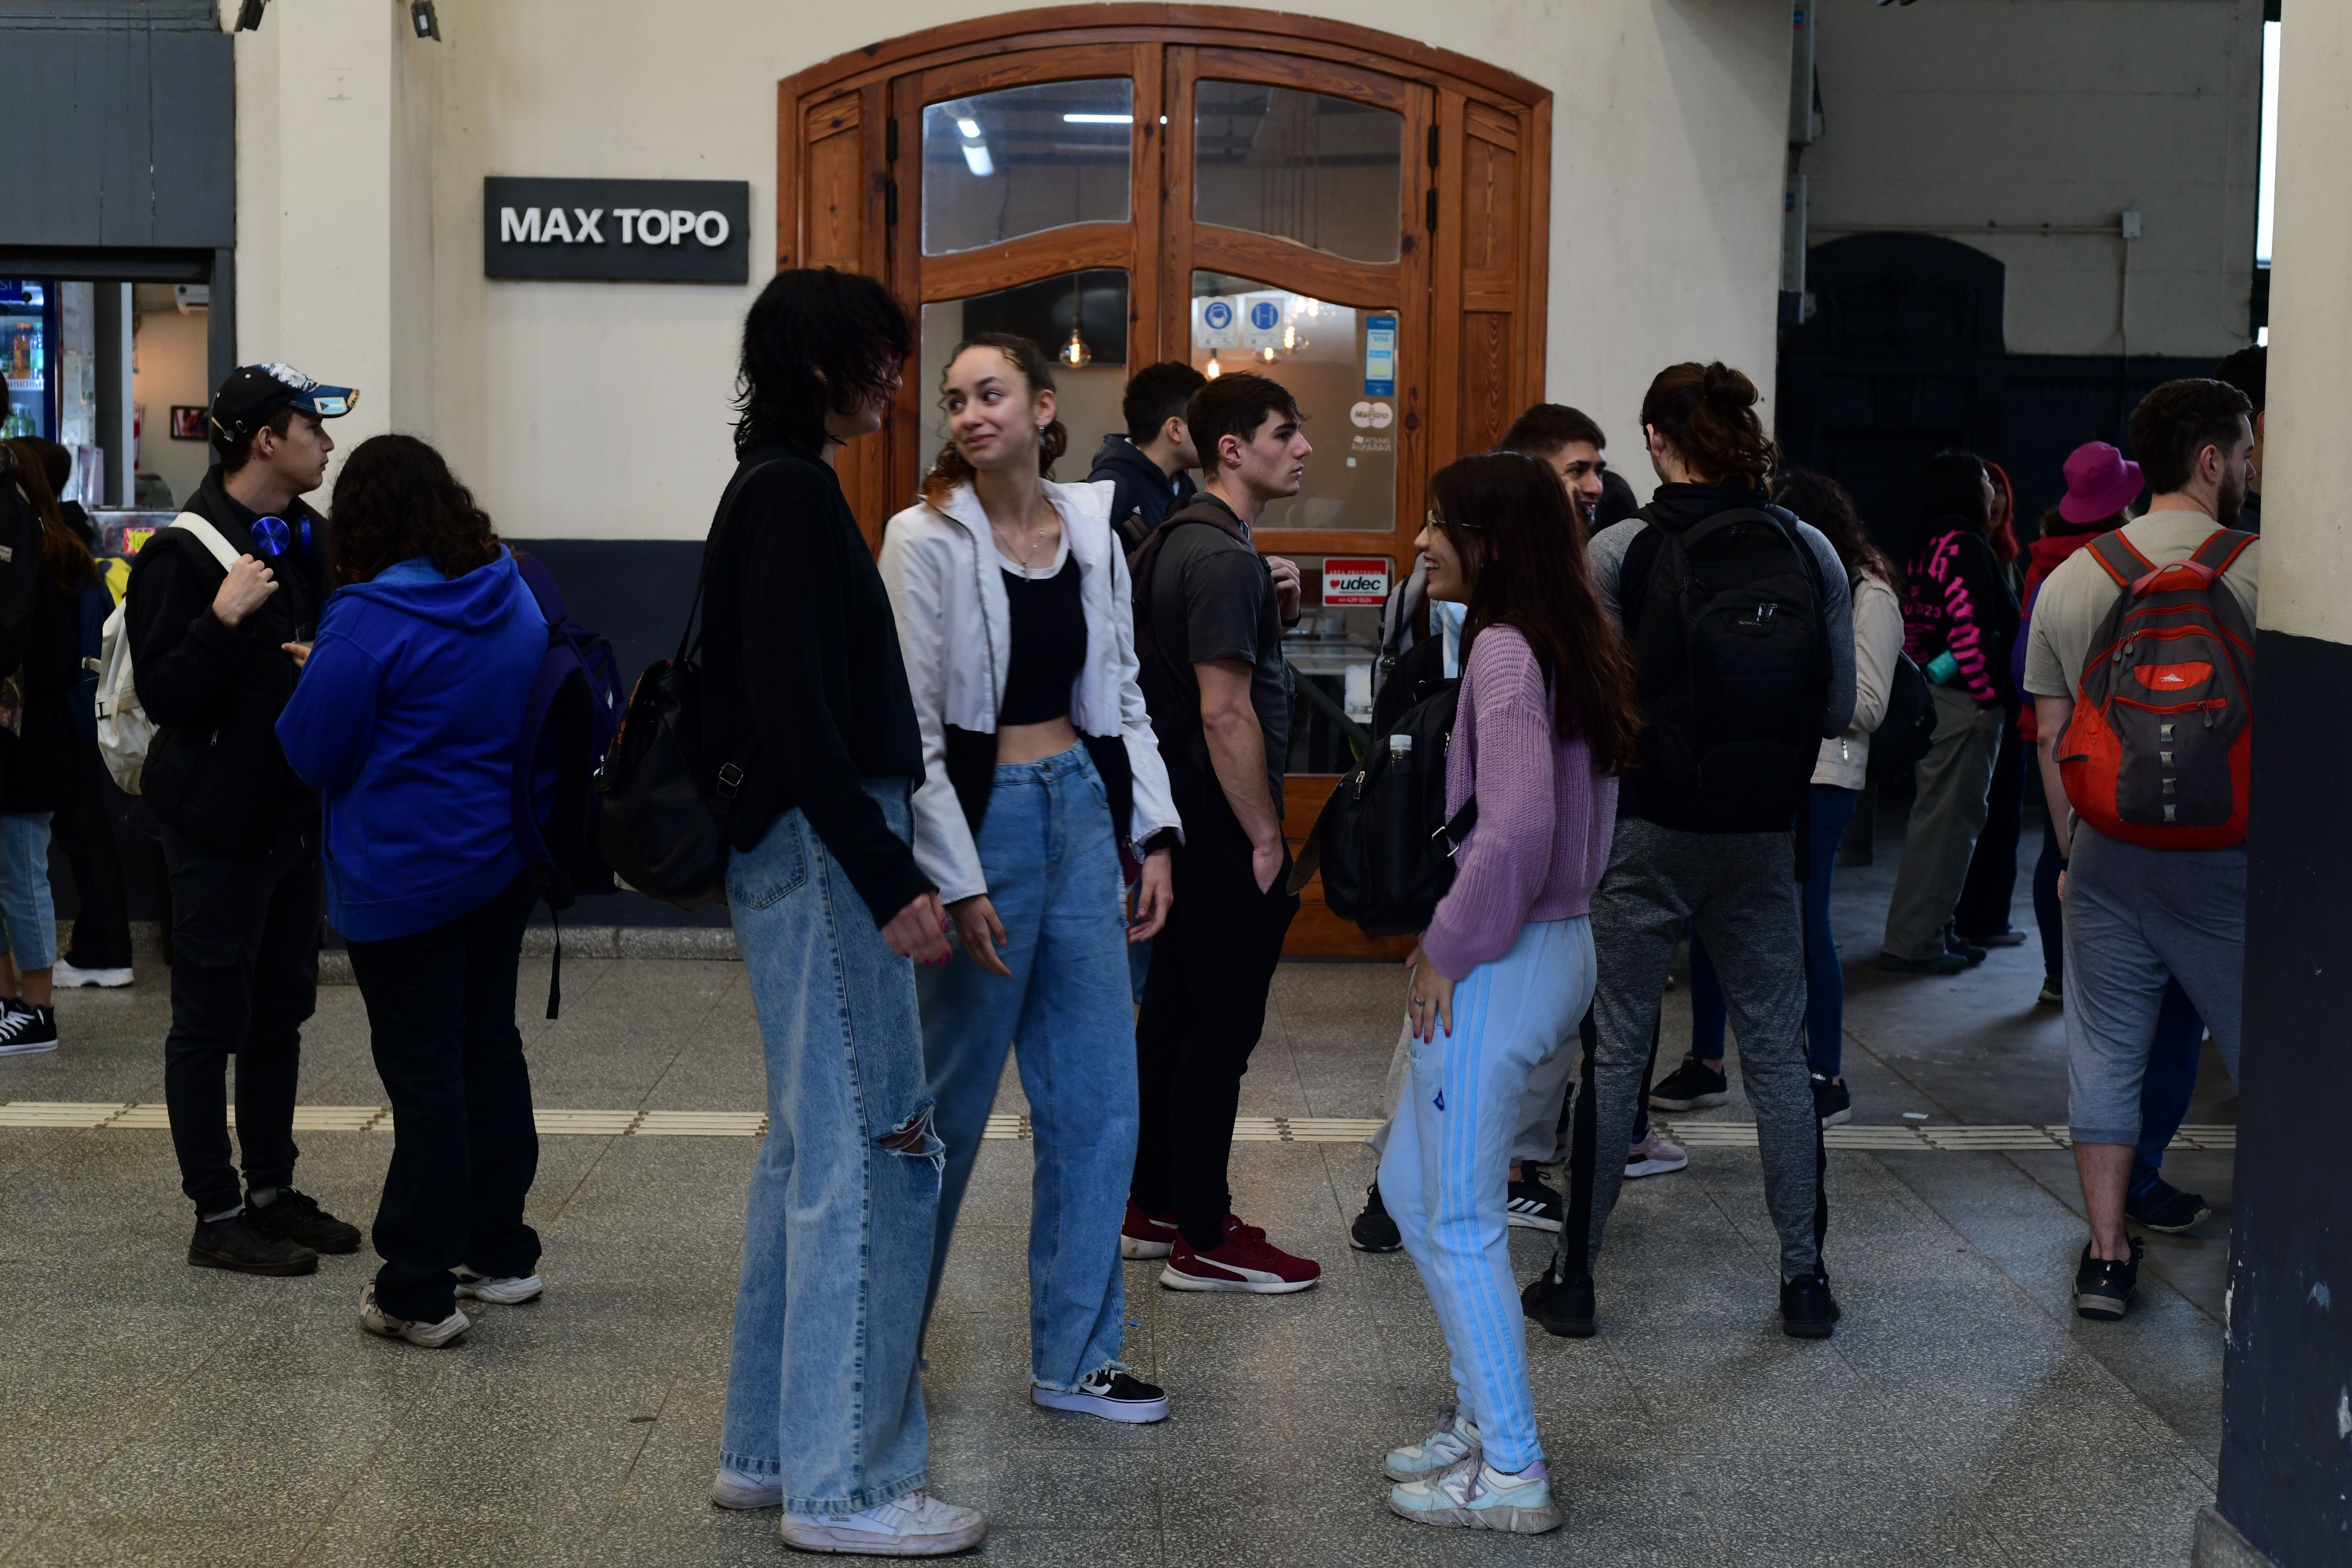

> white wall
[130,303,211,507]
[1802,0,2264,360]
[236,0,1792,538]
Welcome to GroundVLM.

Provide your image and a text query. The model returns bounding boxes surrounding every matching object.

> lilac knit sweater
[1422,625,1620,979]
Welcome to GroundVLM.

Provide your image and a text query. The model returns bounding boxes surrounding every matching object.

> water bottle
[1389,732,1412,760]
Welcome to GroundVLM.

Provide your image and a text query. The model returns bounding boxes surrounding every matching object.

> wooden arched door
[780,6,1550,956]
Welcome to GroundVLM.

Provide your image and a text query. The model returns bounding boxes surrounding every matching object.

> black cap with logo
[208,362,358,443]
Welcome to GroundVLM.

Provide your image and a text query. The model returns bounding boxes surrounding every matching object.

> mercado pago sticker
[1363,314,1397,396]
[1322,557,1391,606]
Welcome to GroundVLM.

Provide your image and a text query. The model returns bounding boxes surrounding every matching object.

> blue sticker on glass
[1364,313,1396,397]
[1248,300,1281,332]
[1202,299,1234,332]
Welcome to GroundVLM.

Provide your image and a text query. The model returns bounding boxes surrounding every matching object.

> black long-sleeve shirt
[697,443,932,926]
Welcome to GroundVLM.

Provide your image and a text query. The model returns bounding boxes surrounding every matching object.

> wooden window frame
[780,6,1550,957]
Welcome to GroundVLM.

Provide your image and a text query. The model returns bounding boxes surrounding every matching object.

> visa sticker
[1363,314,1396,396]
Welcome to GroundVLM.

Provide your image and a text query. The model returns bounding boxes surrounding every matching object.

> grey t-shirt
[1147,499,1292,814]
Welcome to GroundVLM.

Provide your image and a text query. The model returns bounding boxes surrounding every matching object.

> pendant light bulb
[1061,321,1092,369]
[1204,350,1222,379]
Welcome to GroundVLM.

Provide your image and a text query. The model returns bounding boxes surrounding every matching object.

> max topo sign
[483,177,749,283]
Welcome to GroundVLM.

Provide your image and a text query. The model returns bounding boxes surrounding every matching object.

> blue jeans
[1688,784,1858,1077]
[1382,916,1595,1475]
[917,746,1136,1391]
[720,782,944,1517]
[0,812,57,971]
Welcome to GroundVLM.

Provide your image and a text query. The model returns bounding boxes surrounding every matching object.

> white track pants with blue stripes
[1379,916,1595,1474]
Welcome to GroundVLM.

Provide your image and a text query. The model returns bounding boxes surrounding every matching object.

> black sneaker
[189,1210,319,1276]
[1521,1264,1595,1338]
[251,1188,363,1254]
[1810,1072,1852,1129]
[2037,973,2064,1007]
[1649,1054,1729,1112]
[1506,1173,1564,1233]
[2125,1178,2211,1234]
[1031,1369,1170,1424]
[1350,1183,1402,1253]
[1956,927,2030,948]
[1780,1267,1841,1339]
[0,1002,57,1057]
[2075,1238,2144,1319]
[1877,949,1969,976]
[1943,926,1988,968]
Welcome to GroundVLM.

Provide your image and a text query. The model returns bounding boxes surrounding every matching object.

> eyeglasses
[1426,509,1481,530]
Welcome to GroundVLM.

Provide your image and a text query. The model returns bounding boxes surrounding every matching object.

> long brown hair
[326,434,501,586]
[1639,362,1777,487]
[919,333,1067,507]
[2,439,102,592]
[1430,451,1640,772]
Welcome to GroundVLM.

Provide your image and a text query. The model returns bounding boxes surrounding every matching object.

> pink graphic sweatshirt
[1422,624,1620,979]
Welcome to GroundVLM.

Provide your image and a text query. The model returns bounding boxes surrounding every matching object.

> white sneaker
[777,1491,986,1556]
[358,1282,470,1348]
[1389,1455,1562,1533]
[1384,1407,1481,1481]
[711,1468,782,1510]
[452,1265,544,1304]
[1625,1129,1689,1179]
[54,960,133,989]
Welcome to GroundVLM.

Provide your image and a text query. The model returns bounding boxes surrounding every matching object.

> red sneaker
[1120,1201,1179,1260]
[1159,1214,1321,1294]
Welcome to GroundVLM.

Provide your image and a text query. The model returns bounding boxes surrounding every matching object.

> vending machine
[0,280,57,440]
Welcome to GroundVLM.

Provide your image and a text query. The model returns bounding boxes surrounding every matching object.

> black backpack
[1290,679,1476,938]
[1622,505,1830,822]
[594,463,767,912]
[1867,651,1936,785]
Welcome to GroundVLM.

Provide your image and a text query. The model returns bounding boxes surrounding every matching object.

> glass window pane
[917,271,1132,480]
[1193,81,1402,263]
[1189,270,1395,534]
[922,79,1133,256]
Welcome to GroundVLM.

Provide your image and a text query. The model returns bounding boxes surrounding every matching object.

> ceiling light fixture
[961,143,994,178]
[957,117,982,138]
[1059,278,1093,369]
[1062,113,1134,125]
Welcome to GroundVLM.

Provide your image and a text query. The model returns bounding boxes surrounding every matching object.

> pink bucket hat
[2058,441,2143,524]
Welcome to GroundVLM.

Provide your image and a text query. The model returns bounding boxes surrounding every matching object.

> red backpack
[2055,528,2256,850]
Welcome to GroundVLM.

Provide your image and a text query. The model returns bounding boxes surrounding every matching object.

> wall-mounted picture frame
[169,405,208,441]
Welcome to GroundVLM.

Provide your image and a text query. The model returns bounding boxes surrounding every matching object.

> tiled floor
[0,809,2230,1565]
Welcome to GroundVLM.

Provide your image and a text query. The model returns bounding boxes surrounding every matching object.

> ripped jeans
[720,782,945,1517]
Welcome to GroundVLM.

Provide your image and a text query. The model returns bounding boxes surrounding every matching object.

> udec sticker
[1322,557,1391,606]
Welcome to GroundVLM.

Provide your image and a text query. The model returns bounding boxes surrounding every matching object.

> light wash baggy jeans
[917,745,1136,1391]
[720,781,945,1517]
[1381,916,1596,1475]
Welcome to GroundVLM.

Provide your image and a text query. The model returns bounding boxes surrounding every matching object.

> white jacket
[1814,569,1904,789]
[879,479,1182,905]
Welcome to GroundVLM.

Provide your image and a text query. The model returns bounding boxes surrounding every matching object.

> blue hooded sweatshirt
[277,549,547,942]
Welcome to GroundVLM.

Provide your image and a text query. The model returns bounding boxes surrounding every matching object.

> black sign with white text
[483,178,749,283]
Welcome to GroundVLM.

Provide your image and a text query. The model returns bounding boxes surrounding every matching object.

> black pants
[1954,714,2024,939]
[56,738,133,969]
[1130,777,1298,1251]
[346,872,542,1322]
[160,820,320,1215]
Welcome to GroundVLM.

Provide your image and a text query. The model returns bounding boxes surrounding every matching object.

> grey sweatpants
[1579,816,1822,1278]
[2063,824,2244,1145]
[1882,683,2006,960]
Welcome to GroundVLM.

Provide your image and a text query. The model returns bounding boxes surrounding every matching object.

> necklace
[993,497,1057,575]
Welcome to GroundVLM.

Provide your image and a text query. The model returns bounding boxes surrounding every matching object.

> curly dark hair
[734,268,913,456]
[920,333,1068,505]
[1771,468,1896,591]
[327,435,501,586]
[1430,450,1641,773]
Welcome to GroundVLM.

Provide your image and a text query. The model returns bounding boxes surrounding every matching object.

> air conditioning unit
[174,284,210,314]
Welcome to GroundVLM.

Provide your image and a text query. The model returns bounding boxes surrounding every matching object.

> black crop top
[999,552,1086,725]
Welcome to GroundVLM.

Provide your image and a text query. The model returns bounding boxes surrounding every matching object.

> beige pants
[1881,681,2006,961]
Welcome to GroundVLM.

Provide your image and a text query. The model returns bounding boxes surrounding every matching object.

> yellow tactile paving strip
[0,1101,2236,1150]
